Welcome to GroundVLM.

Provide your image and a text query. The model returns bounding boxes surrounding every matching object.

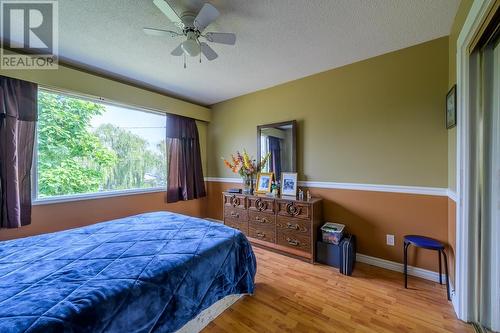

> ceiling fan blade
[153,0,184,28]
[171,43,184,56]
[205,32,236,45]
[194,3,219,31]
[200,42,218,61]
[143,27,181,37]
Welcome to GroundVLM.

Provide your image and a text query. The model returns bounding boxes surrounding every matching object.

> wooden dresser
[222,192,322,263]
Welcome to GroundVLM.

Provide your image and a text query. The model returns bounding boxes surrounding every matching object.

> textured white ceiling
[58,0,460,106]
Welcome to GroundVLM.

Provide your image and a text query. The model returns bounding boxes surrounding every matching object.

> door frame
[455,0,497,322]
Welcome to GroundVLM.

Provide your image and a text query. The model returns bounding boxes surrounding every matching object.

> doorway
[458,3,499,330]
[474,27,499,332]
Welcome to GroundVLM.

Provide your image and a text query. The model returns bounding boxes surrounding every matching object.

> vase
[242,174,253,195]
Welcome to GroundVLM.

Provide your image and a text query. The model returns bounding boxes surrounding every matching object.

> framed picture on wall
[446,85,457,129]
[281,172,298,197]
[255,172,273,194]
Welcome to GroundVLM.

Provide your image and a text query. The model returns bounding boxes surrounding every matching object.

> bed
[0,211,256,332]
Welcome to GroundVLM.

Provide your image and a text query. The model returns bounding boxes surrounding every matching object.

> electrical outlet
[386,234,395,246]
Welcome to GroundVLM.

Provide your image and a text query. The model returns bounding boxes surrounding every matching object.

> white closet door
[479,36,500,332]
[488,40,499,332]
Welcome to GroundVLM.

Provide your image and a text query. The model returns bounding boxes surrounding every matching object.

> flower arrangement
[222,150,271,178]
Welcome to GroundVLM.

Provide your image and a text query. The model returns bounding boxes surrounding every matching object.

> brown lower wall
[0,182,451,274]
[206,181,449,273]
[0,191,207,241]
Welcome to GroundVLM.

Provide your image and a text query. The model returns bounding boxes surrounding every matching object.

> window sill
[32,187,166,206]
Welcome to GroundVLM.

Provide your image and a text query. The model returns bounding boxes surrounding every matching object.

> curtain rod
[38,85,208,123]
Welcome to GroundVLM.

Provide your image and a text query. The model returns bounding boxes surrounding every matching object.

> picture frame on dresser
[255,172,273,194]
[281,172,298,197]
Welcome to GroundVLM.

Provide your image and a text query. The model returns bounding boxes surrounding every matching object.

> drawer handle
[256,232,265,238]
[285,203,300,216]
[286,238,299,246]
[255,199,267,211]
[255,217,268,223]
[286,223,299,230]
[230,196,240,207]
[230,212,239,218]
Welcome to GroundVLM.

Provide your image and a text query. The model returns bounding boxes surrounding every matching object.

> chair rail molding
[447,189,458,202]
[205,177,449,197]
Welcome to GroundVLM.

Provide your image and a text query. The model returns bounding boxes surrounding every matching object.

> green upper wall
[449,0,474,88]
[448,0,474,191]
[208,37,449,188]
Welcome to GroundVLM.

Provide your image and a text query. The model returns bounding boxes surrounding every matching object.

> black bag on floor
[339,234,356,276]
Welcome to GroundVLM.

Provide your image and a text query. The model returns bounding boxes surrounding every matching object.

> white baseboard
[450,280,458,310]
[207,218,447,284]
[356,253,446,283]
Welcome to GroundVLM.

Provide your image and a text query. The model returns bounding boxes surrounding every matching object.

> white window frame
[33,87,168,205]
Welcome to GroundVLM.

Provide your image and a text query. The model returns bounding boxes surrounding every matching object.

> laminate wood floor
[202,247,472,333]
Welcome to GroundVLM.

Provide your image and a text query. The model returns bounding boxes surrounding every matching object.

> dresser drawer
[249,224,275,243]
[248,211,275,227]
[276,216,310,235]
[247,196,275,214]
[225,218,249,235]
[224,208,248,222]
[276,230,311,252]
[223,194,247,209]
[277,201,311,220]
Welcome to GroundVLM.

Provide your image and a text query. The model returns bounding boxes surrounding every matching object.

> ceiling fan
[144,0,236,67]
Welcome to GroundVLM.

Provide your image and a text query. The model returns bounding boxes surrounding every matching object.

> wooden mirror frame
[256,120,297,178]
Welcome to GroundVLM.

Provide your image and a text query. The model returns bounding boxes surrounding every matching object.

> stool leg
[441,250,451,301]
[404,242,409,288]
[438,250,443,285]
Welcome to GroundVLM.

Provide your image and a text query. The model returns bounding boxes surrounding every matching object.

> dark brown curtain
[166,114,206,203]
[0,76,38,228]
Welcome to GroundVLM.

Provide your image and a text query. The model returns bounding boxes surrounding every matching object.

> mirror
[257,120,297,183]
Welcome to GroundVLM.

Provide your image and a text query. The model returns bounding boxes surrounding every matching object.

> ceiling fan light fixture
[146,0,234,64]
[181,35,200,57]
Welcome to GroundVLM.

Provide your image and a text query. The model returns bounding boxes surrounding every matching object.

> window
[35,89,167,201]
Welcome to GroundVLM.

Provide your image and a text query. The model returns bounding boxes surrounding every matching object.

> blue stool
[403,235,450,301]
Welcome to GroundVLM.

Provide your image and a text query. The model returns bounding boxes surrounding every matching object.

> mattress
[176,294,243,333]
[0,211,256,332]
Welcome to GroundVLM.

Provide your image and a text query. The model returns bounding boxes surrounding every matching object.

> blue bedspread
[0,211,256,332]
